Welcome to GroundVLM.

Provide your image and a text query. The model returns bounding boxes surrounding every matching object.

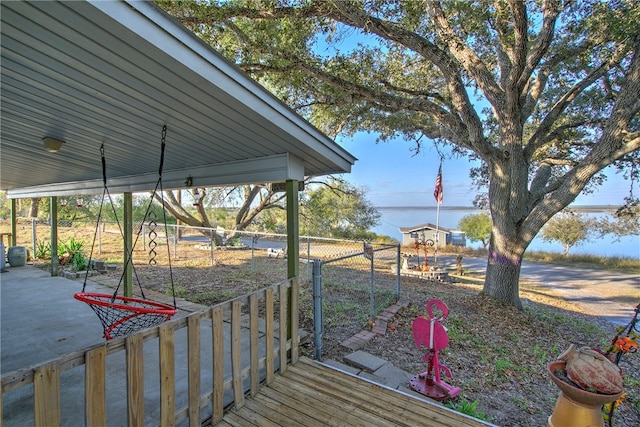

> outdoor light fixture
[42,137,65,153]
[76,197,83,208]
[59,197,68,207]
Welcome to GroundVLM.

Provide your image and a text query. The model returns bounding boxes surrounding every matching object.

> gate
[311,242,401,358]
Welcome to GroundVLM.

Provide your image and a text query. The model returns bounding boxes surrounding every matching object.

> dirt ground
[83,246,638,427]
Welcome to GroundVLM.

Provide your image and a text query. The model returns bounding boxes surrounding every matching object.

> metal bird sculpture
[409,299,461,400]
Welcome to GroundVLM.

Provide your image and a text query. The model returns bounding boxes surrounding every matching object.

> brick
[355,330,376,341]
[343,338,365,350]
[372,319,387,335]
[377,311,394,321]
[387,304,403,314]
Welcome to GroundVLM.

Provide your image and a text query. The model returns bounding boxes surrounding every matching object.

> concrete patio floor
[0,264,267,426]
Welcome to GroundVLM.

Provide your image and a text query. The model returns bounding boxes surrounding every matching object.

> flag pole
[433,159,443,268]
[434,199,441,267]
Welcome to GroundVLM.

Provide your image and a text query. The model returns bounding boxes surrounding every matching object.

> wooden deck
[219,357,492,427]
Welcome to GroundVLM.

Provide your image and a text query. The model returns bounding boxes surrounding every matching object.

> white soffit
[0,0,356,198]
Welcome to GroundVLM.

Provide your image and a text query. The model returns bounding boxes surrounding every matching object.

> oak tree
[158,0,640,308]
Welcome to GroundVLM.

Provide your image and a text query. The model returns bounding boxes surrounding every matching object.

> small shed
[399,223,466,247]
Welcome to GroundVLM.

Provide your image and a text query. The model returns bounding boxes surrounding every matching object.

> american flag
[433,163,443,204]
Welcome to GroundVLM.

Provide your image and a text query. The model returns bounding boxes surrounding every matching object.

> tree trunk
[482,218,527,310]
[484,248,524,310]
[29,198,40,218]
[481,130,529,310]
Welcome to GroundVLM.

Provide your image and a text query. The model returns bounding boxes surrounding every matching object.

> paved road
[436,255,639,326]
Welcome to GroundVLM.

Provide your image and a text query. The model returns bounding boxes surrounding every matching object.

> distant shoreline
[375,205,618,212]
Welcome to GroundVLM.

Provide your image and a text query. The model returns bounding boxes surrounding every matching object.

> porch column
[286,180,299,279]
[10,199,17,246]
[123,192,133,297]
[285,180,299,353]
[50,196,59,276]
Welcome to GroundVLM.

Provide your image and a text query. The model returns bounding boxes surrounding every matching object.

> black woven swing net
[74,127,177,340]
[74,292,177,340]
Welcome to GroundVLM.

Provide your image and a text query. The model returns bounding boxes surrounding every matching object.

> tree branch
[426,0,504,110]
[524,48,626,160]
[522,39,595,119]
[516,0,562,93]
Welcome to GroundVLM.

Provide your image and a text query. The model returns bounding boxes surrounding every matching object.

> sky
[313,18,634,210]
[335,132,633,208]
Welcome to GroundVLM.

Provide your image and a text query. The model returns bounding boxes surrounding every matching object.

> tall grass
[523,251,639,273]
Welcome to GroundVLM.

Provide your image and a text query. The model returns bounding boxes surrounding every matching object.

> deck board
[220,357,492,427]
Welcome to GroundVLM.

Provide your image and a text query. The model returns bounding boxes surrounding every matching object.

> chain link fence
[310,242,401,358]
[5,218,401,359]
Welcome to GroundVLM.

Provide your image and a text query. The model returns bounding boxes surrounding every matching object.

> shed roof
[0,0,356,198]
[399,223,453,234]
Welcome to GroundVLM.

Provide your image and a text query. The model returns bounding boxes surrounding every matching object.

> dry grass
[15,221,640,427]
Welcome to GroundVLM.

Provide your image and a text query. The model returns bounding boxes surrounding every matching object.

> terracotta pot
[557,344,623,395]
[548,361,622,408]
[547,360,623,427]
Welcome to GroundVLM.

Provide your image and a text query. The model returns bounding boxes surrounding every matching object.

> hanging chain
[148,212,158,265]
[147,126,167,266]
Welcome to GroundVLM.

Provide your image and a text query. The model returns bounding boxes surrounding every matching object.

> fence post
[97,217,102,254]
[31,218,37,259]
[210,230,214,266]
[306,237,311,280]
[172,224,177,259]
[396,244,401,298]
[312,259,323,360]
[251,234,255,272]
[369,249,375,319]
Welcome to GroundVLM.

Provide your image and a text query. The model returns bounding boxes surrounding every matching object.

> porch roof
[0,1,356,198]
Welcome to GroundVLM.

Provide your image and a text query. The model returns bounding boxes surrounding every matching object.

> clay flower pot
[548,360,623,408]
[557,344,623,395]
[547,360,623,427]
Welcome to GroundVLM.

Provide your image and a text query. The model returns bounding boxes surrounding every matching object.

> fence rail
[5,218,403,361]
[1,277,299,426]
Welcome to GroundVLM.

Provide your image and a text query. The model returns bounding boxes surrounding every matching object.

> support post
[123,192,133,297]
[285,180,299,358]
[285,180,299,279]
[10,199,17,246]
[31,218,37,262]
[50,196,59,276]
[312,259,323,360]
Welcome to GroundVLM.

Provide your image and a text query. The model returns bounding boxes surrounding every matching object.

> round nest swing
[74,292,177,340]
[74,126,178,340]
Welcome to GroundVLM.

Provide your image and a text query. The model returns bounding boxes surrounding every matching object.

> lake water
[372,206,640,259]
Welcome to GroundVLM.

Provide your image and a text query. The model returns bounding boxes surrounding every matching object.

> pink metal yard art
[410,299,461,401]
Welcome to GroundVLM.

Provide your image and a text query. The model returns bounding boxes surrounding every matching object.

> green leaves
[301,177,381,239]
[541,211,595,256]
[458,212,492,248]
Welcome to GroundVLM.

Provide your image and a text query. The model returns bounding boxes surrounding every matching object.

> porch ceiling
[0,0,356,198]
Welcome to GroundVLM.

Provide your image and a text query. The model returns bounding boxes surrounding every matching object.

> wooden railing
[1,278,299,427]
